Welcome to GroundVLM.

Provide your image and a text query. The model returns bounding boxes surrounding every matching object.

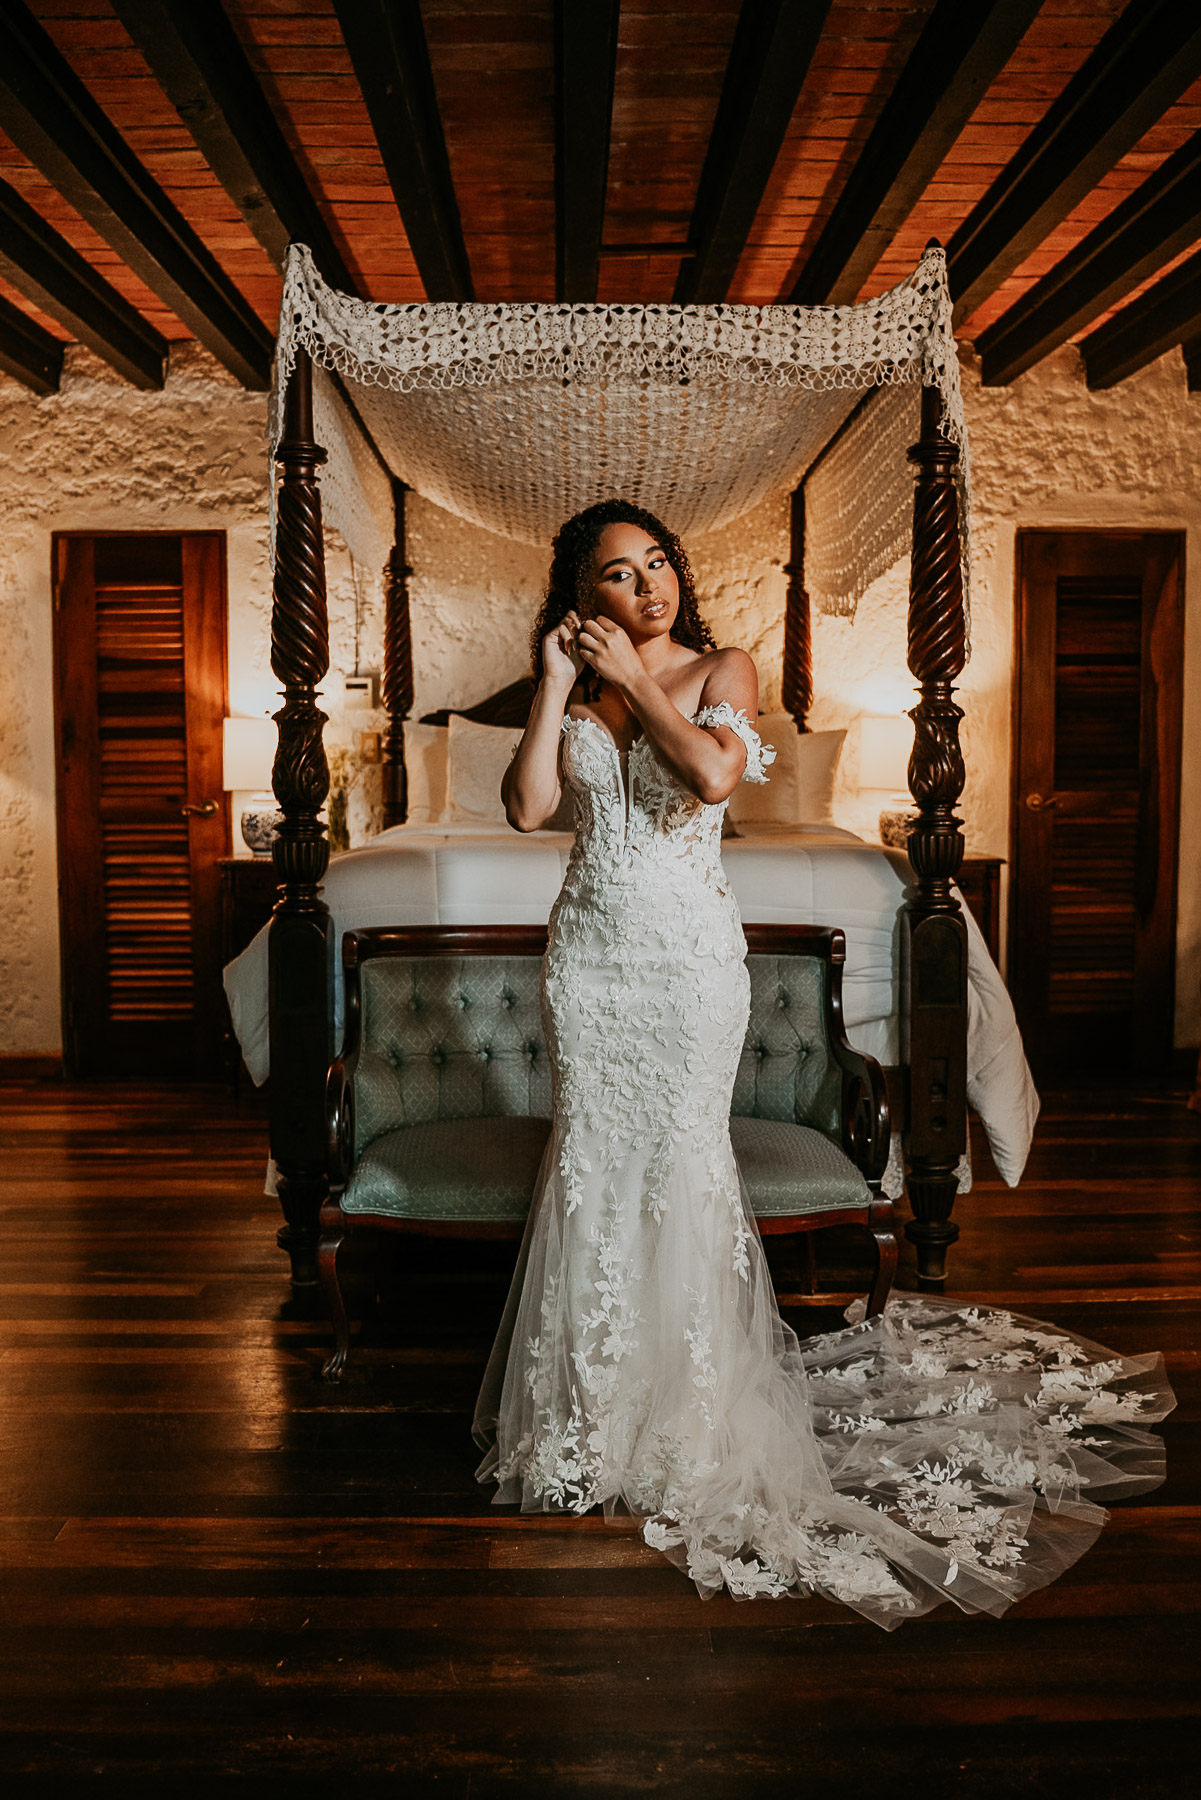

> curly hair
[529,498,715,688]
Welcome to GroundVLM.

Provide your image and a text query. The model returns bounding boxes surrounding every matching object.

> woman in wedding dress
[472,498,1173,1627]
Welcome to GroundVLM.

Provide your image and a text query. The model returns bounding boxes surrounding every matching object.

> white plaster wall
[0,343,389,1053]
[0,343,273,1057]
[3,337,1197,1054]
[804,343,1201,1045]
[964,342,1201,1047]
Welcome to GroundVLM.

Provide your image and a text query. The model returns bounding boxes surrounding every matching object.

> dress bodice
[559,702,773,894]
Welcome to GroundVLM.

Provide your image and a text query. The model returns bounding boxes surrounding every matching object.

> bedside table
[956,857,1003,964]
[219,858,279,1085]
[219,856,280,964]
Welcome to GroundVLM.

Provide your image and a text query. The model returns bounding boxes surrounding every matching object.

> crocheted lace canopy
[272,243,969,621]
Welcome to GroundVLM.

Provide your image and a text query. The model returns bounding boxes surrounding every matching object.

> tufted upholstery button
[526,1042,539,1060]
[430,1046,445,1066]
[458,991,471,1009]
[479,1044,492,1061]
[778,991,790,1009]
[754,1043,766,1061]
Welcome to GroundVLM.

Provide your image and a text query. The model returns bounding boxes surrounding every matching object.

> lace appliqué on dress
[693,701,775,783]
[473,697,1174,1629]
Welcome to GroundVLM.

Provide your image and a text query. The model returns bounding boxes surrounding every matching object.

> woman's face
[585,522,680,641]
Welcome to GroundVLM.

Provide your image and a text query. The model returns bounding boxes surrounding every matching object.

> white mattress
[224,822,1038,1192]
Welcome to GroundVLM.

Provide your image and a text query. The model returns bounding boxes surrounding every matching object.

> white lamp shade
[859,715,912,791]
[223,716,277,792]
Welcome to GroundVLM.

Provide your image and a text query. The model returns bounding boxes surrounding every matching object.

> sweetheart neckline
[563,709,713,758]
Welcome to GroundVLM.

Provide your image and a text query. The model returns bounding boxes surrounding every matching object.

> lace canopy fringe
[271,245,971,635]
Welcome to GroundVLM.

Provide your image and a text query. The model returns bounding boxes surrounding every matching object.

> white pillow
[402,721,449,825]
[446,714,576,830]
[726,716,845,827]
[446,716,520,823]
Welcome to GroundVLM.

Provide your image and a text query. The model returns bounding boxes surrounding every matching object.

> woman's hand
[576,614,645,692]
[541,610,583,692]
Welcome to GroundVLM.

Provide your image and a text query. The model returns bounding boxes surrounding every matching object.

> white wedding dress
[473,702,1173,1626]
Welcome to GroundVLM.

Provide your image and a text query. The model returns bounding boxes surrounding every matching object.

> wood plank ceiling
[1,0,1200,398]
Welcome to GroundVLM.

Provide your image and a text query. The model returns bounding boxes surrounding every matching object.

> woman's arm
[502,612,581,831]
[576,621,759,804]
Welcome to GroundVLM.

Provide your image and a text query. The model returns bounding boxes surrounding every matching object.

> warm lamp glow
[223,716,276,792]
[859,715,912,793]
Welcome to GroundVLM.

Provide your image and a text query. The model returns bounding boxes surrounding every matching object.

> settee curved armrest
[833,1046,890,1190]
[326,1059,355,1193]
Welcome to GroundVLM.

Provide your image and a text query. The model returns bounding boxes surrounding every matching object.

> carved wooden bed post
[902,381,969,1287]
[381,477,414,828]
[782,483,813,732]
[269,347,334,1287]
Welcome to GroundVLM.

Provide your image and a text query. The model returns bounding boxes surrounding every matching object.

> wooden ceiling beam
[791,0,1041,306]
[0,1,273,388]
[1080,247,1201,389]
[331,0,472,303]
[978,131,1201,386]
[111,0,357,293]
[947,0,1201,325]
[674,0,831,306]
[0,287,63,394]
[554,0,619,303]
[0,173,166,388]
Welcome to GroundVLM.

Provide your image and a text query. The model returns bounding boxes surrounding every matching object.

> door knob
[180,800,218,817]
[1024,791,1060,812]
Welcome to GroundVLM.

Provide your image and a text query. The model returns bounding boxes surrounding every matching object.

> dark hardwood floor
[0,1077,1197,1796]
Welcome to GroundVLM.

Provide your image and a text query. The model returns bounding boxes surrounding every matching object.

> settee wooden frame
[318,921,894,1382]
[265,316,970,1294]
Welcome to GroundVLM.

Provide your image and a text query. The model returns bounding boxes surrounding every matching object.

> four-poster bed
[256,244,1000,1295]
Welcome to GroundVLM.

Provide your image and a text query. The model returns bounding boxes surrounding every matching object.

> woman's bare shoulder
[698,645,756,677]
[696,646,758,707]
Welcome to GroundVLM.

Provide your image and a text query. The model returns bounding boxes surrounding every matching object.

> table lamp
[859,714,916,848]
[223,717,281,856]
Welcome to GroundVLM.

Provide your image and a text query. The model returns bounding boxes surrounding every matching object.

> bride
[472,498,1173,1626]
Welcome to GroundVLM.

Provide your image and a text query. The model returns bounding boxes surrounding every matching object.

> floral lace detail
[473,701,1175,1628]
[692,701,775,783]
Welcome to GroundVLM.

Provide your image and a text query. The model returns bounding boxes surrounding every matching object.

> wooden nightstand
[219,856,280,964]
[957,857,1003,964]
[219,857,280,1084]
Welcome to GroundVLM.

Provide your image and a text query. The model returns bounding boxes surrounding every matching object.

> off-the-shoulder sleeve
[693,701,776,784]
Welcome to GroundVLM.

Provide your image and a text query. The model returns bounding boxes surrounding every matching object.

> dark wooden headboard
[420,676,535,730]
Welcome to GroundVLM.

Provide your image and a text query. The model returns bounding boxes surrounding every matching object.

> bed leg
[902,375,969,1290]
[269,348,335,1289]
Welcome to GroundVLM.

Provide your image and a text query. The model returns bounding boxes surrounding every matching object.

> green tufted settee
[320,923,894,1381]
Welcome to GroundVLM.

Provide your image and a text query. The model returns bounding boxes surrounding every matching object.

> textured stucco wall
[0,344,272,1056]
[807,343,1201,1043]
[0,343,377,1054]
[964,342,1201,1045]
[2,338,1197,1053]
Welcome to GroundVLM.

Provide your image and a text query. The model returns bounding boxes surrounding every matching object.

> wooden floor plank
[0,1077,1197,1788]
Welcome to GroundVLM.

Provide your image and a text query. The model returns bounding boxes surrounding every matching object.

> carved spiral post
[381,478,414,829]
[268,349,334,1288]
[901,383,969,1287]
[782,483,813,731]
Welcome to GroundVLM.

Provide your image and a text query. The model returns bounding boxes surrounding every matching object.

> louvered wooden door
[53,534,229,1076]
[1011,532,1183,1076]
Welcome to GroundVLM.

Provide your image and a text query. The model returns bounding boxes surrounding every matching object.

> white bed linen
[224,821,1037,1192]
